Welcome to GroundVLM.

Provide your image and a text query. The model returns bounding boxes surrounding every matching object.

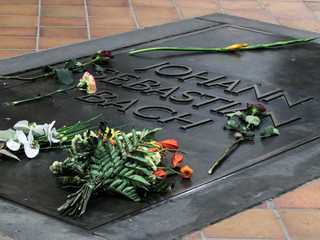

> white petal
[16,130,28,144]
[13,120,30,132]
[0,129,16,141]
[24,143,39,158]
[27,129,34,142]
[6,139,21,151]
[32,124,46,135]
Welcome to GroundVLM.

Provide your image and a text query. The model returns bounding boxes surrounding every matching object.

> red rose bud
[171,153,183,167]
[100,50,113,58]
[247,103,266,115]
[160,139,178,152]
[93,50,113,61]
[152,169,166,179]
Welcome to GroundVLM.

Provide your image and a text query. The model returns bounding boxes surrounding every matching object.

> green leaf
[226,111,244,118]
[128,174,150,186]
[140,128,162,142]
[245,115,260,126]
[261,125,280,137]
[65,59,78,69]
[94,64,108,72]
[225,119,239,130]
[55,68,74,85]
[239,130,255,137]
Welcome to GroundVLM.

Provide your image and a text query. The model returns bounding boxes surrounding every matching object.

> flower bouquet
[50,122,192,218]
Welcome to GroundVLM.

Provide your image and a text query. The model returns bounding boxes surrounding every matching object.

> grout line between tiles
[257,0,280,25]
[172,0,183,20]
[300,0,320,21]
[269,201,291,240]
[200,230,207,240]
[215,0,226,14]
[128,0,140,29]
[36,0,41,51]
[83,0,91,40]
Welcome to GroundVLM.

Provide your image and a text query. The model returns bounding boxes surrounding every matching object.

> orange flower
[241,43,249,47]
[181,165,193,179]
[152,169,166,179]
[160,139,178,152]
[226,44,243,50]
[171,153,183,167]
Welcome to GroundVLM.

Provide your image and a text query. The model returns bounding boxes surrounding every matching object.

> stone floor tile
[90,27,135,39]
[0,5,38,15]
[40,27,88,38]
[279,209,320,239]
[42,0,83,5]
[262,1,310,10]
[305,2,320,11]
[89,17,136,27]
[41,5,85,17]
[273,180,320,208]
[0,16,38,27]
[131,0,175,8]
[278,18,320,32]
[136,17,180,28]
[314,11,320,18]
[86,0,129,7]
[0,27,37,37]
[38,37,87,49]
[88,7,132,17]
[269,9,316,20]
[219,1,264,10]
[254,202,270,209]
[203,209,286,239]
[134,7,181,19]
[175,0,220,9]
[0,37,36,49]
[179,8,220,18]
[41,17,87,27]
[0,0,38,4]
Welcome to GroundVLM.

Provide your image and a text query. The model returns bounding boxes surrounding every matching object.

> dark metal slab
[0,14,320,239]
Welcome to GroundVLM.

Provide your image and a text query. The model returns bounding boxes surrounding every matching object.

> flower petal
[16,130,28,144]
[0,129,16,141]
[13,120,30,132]
[6,138,21,151]
[24,142,39,158]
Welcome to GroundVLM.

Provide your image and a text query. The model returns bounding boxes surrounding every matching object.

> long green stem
[129,37,318,55]
[12,85,77,105]
[208,138,243,175]
[0,71,55,81]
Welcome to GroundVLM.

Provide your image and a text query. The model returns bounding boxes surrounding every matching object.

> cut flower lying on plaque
[12,71,97,106]
[50,122,192,218]
[0,115,100,161]
[208,103,280,175]
[0,50,113,86]
[129,37,318,55]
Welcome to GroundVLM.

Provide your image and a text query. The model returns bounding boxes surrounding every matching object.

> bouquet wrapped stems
[129,37,318,55]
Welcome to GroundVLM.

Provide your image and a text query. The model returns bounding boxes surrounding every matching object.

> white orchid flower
[0,129,21,151]
[16,130,40,158]
[13,120,31,133]
[44,121,60,145]
[14,120,47,136]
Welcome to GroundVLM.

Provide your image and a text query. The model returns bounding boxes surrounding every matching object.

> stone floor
[0,1,320,239]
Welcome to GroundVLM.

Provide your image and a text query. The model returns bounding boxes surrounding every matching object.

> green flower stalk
[129,37,318,55]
